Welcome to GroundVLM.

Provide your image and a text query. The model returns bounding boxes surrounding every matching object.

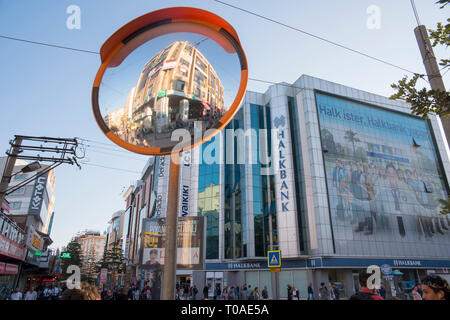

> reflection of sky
[99,32,241,115]
[315,93,437,161]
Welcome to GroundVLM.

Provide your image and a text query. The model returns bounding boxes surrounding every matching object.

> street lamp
[9,161,41,177]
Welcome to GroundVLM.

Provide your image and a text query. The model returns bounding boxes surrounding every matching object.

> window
[9,202,21,209]
[176,80,185,91]
[194,70,205,87]
[195,58,207,73]
[179,58,190,67]
[179,68,188,77]
[195,88,201,97]
[147,85,153,97]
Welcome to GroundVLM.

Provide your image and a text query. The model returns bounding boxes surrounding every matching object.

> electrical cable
[78,161,141,174]
[212,0,422,76]
[0,35,99,54]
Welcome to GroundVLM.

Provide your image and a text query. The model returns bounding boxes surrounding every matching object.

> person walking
[241,284,248,300]
[183,285,189,300]
[24,286,37,300]
[307,283,314,300]
[192,285,198,300]
[319,283,329,300]
[43,285,52,300]
[261,286,269,300]
[203,284,209,299]
[10,287,22,300]
[292,286,297,300]
[51,285,60,300]
[287,284,293,300]
[329,283,337,300]
[350,270,384,300]
[379,283,386,300]
[254,287,260,300]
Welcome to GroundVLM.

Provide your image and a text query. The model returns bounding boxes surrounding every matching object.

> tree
[390,0,450,214]
[60,238,83,280]
[390,0,449,118]
[344,130,360,155]
[96,241,126,288]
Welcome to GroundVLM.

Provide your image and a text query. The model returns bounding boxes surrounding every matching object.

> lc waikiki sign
[274,115,289,212]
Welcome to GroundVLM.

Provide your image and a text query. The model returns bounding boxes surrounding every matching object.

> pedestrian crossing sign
[267,250,281,268]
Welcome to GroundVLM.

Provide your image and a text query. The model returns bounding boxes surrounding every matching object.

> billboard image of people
[141,216,205,268]
[316,92,450,258]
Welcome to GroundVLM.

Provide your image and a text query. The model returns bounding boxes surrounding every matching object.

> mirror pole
[162,151,180,300]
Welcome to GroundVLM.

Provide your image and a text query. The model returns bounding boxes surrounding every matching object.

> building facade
[105,40,225,149]
[122,75,450,299]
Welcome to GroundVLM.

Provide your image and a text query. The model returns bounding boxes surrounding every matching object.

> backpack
[350,292,377,300]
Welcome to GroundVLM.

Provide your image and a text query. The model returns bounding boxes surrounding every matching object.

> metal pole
[162,152,180,300]
[414,25,449,144]
[0,137,23,205]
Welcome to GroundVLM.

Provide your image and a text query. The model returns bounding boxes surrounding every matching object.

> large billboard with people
[316,92,450,258]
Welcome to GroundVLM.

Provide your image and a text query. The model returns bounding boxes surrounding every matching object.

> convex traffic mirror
[92,7,248,155]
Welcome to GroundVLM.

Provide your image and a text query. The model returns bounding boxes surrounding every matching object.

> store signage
[100,268,108,283]
[181,185,189,216]
[158,90,167,98]
[274,115,289,212]
[61,252,71,259]
[162,60,177,70]
[28,172,49,215]
[0,233,26,261]
[179,150,192,217]
[0,263,18,275]
[393,259,422,267]
[227,262,262,270]
[381,264,392,275]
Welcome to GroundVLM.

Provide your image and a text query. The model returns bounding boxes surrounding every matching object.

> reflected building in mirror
[106,41,225,148]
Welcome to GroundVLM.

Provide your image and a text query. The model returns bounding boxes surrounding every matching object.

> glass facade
[288,96,307,253]
[316,92,450,258]
[224,109,247,259]
[198,138,221,259]
[250,104,277,256]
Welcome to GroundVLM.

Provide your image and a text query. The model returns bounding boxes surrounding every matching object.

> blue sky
[0,0,448,249]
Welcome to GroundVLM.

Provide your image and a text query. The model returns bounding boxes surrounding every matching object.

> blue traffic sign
[268,250,281,268]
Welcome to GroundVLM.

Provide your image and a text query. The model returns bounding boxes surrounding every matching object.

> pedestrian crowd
[7,272,449,301]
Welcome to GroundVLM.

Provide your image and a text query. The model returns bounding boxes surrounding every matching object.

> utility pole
[412,2,449,145]
[162,153,180,300]
[0,135,82,205]
[0,136,23,206]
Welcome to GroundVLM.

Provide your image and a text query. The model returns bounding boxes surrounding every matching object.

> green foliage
[390,1,449,215]
[439,198,450,215]
[96,241,126,273]
[60,238,83,280]
[390,74,450,118]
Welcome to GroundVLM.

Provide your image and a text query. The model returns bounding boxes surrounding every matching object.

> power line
[410,0,422,27]
[86,148,148,161]
[79,161,141,174]
[0,32,425,114]
[213,0,421,76]
[0,35,99,55]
